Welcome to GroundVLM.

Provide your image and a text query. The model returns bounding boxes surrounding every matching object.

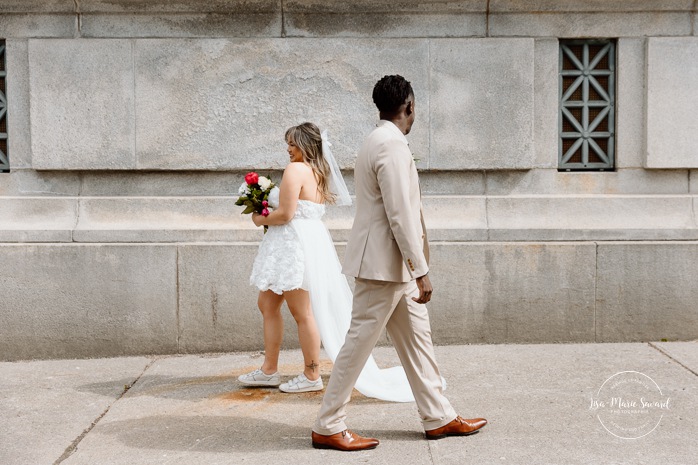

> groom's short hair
[372,75,413,114]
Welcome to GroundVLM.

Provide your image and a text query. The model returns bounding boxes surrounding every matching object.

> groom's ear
[405,100,413,116]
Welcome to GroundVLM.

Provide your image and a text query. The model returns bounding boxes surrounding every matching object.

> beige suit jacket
[343,120,429,283]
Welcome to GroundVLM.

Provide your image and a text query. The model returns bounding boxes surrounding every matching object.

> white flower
[238,182,250,196]
[267,186,280,208]
[258,176,272,190]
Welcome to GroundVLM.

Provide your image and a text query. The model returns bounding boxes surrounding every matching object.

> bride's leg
[284,289,321,381]
[258,290,285,374]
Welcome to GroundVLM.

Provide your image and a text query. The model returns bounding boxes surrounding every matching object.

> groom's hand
[413,274,433,304]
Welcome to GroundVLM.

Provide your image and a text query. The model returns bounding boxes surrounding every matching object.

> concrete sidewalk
[1,342,696,465]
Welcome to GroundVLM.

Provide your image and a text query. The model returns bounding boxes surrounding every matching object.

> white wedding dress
[250,194,415,402]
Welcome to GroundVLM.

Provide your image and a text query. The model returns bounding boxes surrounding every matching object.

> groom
[311,75,487,451]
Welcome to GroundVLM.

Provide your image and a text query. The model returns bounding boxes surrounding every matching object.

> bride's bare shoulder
[283,162,313,178]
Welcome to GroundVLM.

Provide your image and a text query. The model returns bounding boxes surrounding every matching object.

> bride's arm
[252,163,303,227]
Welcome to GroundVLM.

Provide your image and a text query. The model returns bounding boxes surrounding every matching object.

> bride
[238,122,415,402]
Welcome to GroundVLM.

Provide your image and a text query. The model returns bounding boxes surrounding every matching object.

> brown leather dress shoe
[425,416,488,440]
[311,429,380,451]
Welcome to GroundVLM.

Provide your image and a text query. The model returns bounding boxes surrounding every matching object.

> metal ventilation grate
[0,41,7,173]
[559,39,615,171]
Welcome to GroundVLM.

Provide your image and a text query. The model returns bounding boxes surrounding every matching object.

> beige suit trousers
[313,278,457,435]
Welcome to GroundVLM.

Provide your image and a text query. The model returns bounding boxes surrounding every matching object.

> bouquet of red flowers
[235,171,276,221]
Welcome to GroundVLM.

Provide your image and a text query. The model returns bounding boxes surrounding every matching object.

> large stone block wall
[1,1,698,359]
[646,38,698,168]
[3,1,696,172]
[18,35,698,172]
[0,244,179,360]
[3,241,698,361]
[24,37,537,171]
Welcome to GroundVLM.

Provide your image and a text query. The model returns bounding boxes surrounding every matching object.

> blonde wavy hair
[285,122,336,205]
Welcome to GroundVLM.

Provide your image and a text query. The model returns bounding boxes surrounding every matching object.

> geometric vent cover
[559,39,615,171]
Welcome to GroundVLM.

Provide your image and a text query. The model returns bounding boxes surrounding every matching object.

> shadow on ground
[93,415,423,453]
[76,360,391,405]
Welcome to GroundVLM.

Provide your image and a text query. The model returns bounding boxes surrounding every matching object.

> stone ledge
[488,228,698,242]
[284,12,486,38]
[69,196,487,242]
[0,230,73,242]
[1,1,695,39]
[488,0,696,39]
[0,171,81,196]
[1,195,697,243]
[79,0,280,13]
[484,169,690,195]
[4,168,694,196]
[283,1,487,38]
[486,195,696,230]
[0,1,75,13]
[6,169,692,197]
[80,13,282,38]
[0,198,77,243]
[284,1,487,13]
[0,13,76,38]
[489,1,695,13]
[3,1,692,14]
[0,0,280,14]
[489,12,692,37]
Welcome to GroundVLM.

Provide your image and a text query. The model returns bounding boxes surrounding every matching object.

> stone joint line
[73,0,81,37]
[485,0,491,37]
[176,246,182,352]
[593,241,599,343]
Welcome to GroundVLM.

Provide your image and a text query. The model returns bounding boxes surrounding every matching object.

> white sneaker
[238,369,281,387]
[279,373,324,393]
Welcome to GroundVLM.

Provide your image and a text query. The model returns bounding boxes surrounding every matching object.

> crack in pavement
[52,357,158,465]
[648,342,698,378]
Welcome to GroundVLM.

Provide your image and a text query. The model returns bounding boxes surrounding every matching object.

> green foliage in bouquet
[236,171,275,217]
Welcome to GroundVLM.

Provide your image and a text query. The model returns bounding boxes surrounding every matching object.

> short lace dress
[249,198,325,295]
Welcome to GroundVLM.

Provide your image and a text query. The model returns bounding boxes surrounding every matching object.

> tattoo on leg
[306,360,319,372]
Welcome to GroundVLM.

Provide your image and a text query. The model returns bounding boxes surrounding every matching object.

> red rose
[262,200,268,207]
[261,208,270,217]
[245,172,259,185]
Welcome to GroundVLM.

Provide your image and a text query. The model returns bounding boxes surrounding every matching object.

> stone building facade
[1,1,697,360]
